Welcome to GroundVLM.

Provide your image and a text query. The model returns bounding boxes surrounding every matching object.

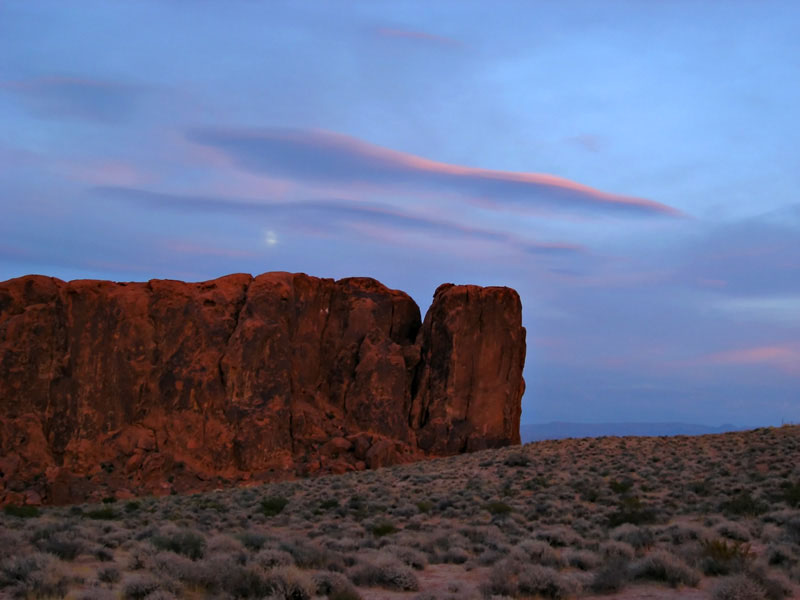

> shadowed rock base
[0,272,525,505]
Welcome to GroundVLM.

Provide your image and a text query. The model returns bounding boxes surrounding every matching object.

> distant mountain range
[520,421,751,443]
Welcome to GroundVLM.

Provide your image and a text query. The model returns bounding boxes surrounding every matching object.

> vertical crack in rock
[218,276,253,392]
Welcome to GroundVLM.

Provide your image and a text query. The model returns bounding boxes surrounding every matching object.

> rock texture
[0,272,525,505]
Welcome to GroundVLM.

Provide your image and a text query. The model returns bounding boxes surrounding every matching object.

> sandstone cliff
[0,272,525,505]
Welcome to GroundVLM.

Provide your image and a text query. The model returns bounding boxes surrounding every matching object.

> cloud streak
[186,128,683,218]
[93,185,583,256]
[701,345,800,376]
[0,76,142,121]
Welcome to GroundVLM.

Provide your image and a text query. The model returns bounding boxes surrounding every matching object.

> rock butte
[0,272,525,505]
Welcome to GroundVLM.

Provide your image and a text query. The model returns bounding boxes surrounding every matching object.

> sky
[1,1,798,427]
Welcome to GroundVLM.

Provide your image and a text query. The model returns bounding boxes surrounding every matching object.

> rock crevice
[0,271,525,505]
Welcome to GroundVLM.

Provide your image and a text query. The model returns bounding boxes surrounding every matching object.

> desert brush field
[2,426,799,600]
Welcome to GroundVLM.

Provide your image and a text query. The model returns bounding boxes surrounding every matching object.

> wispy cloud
[93,185,583,256]
[0,76,143,121]
[712,295,800,325]
[186,128,683,218]
[701,345,800,376]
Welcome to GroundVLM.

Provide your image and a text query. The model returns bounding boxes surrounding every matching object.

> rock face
[0,272,525,505]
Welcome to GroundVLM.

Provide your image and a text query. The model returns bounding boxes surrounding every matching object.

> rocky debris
[0,272,525,504]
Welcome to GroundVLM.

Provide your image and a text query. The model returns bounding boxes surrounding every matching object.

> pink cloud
[701,345,800,376]
[54,160,154,187]
[188,128,684,218]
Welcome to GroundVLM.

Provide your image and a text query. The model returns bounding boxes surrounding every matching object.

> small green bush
[260,496,289,517]
[3,504,40,518]
[371,520,397,537]
[484,501,512,516]
[85,507,118,520]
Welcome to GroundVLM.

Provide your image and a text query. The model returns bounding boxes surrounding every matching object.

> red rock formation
[0,272,525,505]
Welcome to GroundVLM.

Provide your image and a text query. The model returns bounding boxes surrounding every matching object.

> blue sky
[1,1,798,426]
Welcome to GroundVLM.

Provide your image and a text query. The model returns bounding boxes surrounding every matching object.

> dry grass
[1,425,799,599]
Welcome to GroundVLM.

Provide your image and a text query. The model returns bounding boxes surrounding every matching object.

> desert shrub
[590,558,631,593]
[711,574,767,600]
[0,552,71,597]
[122,574,174,600]
[631,549,700,587]
[216,564,273,598]
[238,531,268,551]
[481,558,518,597]
[781,482,800,508]
[746,563,794,600]
[206,534,246,559]
[91,544,114,562]
[125,501,141,513]
[279,538,340,570]
[152,551,202,583]
[564,548,600,570]
[504,452,530,467]
[255,548,296,569]
[516,540,565,568]
[370,520,397,537]
[139,592,175,600]
[784,517,800,544]
[717,520,751,542]
[127,543,155,570]
[0,530,26,562]
[260,496,289,517]
[150,527,206,560]
[484,501,512,516]
[535,526,583,548]
[439,546,470,564]
[722,492,767,517]
[688,480,713,496]
[74,588,116,600]
[765,543,795,566]
[608,495,657,526]
[610,523,654,549]
[599,540,635,561]
[312,570,362,600]
[85,507,118,520]
[35,531,85,560]
[609,479,634,494]
[97,565,121,584]
[662,522,709,544]
[415,500,433,513]
[380,545,427,570]
[3,504,40,519]
[699,538,754,575]
[348,554,418,591]
[517,564,581,598]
